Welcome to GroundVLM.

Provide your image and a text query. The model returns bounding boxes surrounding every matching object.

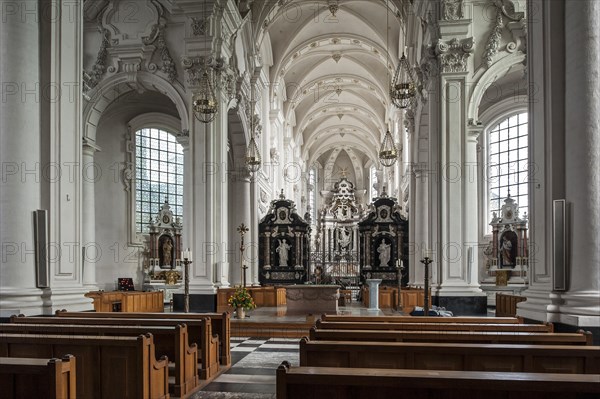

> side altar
[481,194,529,306]
[142,199,184,303]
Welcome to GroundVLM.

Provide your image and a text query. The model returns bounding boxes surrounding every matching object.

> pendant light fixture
[246,83,261,173]
[192,69,218,123]
[379,0,398,167]
[390,6,416,109]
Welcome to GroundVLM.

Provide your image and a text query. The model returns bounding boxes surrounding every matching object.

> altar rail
[276,362,600,399]
[85,290,164,312]
[496,293,527,317]
[0,355,76,399]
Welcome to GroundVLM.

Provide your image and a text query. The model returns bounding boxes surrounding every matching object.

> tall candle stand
[420,254,432,316]
[237,223,249,287]
[182,257,192,313]
[396,259,406,312]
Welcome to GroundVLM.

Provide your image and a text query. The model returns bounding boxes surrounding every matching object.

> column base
[433,294,488,316]
[172,293,217,312]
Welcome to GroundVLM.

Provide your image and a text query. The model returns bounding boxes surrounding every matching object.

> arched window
[487,112,529,223]
[308,167,317,222]
[135,128,184,233]
[370,166,379,200]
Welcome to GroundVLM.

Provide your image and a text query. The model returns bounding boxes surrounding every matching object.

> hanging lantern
[246,135,261,173]
[390,53,416,109]
[192,71,218,123]
[379,129,398,167]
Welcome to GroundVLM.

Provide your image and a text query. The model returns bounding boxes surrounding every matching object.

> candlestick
[182,257,192,313]
[420,253,433,316]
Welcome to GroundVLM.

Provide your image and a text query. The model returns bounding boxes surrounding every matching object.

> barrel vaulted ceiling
[254,0,406,175]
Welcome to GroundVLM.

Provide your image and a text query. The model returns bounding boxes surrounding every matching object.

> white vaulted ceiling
[255,0,405,180]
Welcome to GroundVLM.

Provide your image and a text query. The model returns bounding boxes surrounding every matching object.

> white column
[549,0,600,327]
[82,140,101,288]
[0,0,44,315]
[230,173,251,286]
[410,168,427,286]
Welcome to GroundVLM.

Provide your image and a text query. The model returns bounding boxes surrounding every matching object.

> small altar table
[285,285,340,314]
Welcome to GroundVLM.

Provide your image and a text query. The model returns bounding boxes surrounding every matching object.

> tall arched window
[487,112,529,222]
[135,128,184,233]
[370,166,379,200]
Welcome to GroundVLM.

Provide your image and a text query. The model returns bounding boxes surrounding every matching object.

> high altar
[312,176,363,290]
[481,194,529,305]
[142,199,184,303]
[258,191,311,285]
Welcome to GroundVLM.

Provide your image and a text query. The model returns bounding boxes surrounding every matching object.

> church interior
[1,0,599,398]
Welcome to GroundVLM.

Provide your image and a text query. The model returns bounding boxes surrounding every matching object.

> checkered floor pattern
[189,337,300,398]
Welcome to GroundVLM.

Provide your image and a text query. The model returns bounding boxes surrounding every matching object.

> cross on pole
[237,223,249,287]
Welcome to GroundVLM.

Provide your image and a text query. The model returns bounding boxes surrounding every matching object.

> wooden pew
[299,338,600,374]
[309,327,594,345]
[11,315,219,380]
[276,361,600,399]
[55,310,231,367]
[322,314,524,324]
[1,323,199,398]
[315,319,554,332]
[0,333,169,399]
[0,355,76,399]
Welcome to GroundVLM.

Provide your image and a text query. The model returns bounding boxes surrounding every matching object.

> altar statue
[338,226,351,249]
[377,239,391,267]
[276,238,291,266]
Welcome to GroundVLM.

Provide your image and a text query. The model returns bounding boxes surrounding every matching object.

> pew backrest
[276,361,600,399]
[55,310,231,366]
[309,327,594,345]
[315,319,554,332]
[0,355,76,399]
[0,333,169,399]
[299,338,600,373]
[321,314,523,324]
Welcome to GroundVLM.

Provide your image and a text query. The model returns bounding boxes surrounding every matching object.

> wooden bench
[55,310,231,367]
[0,355,76,399]
[0,333,169,399]
[315,319,554,332]
[276,361,600,399]
[11,315,220,381]
[322,314,524,324]
[2,323,199,397]
[299,338,600,373]
[309,327,594,345]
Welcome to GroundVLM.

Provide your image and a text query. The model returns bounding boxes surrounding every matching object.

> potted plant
[227,287,256,319]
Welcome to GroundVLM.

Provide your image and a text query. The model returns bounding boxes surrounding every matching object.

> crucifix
[237,223,249,287]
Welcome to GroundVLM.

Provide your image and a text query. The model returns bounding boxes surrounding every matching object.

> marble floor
[189,336,299,399]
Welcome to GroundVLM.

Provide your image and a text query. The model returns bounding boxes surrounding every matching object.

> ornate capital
[435,37,474,73]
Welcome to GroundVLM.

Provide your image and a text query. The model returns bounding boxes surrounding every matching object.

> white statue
[276,238,291,267]
[377,239,391,267]
[338,226,351,249]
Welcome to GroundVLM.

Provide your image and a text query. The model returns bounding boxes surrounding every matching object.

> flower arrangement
[227,287,256,310]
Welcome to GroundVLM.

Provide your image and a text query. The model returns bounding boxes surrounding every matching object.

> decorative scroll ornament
[190,17,208,36]
[436,37,474,73]
[143,17,177,82]
[442,0,464,21]
[83,23,111,93]
[483,8,504,68]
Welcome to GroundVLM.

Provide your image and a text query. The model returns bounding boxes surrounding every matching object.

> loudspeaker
[552,199,568,291]
[34,209,49,288]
